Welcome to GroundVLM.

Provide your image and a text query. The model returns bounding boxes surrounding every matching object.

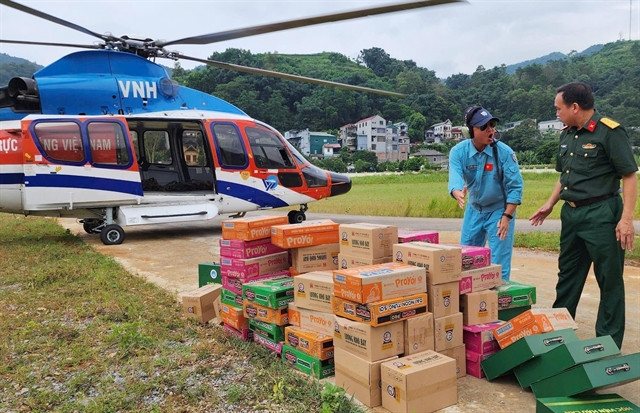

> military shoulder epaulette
[600,117,620,129]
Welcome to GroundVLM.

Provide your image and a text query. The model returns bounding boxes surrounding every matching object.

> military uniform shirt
[556,113,638,202]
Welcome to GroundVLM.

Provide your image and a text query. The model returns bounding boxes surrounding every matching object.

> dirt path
[59,216,640,412]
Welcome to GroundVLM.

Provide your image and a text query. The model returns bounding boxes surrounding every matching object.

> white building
[538,119,565,132]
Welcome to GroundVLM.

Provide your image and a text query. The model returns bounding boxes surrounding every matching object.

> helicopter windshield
[246,127,294,169]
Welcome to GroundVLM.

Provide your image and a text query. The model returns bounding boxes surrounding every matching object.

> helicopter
[0,0,461,245]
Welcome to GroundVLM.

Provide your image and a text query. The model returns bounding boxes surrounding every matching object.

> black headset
[463,105,483,139]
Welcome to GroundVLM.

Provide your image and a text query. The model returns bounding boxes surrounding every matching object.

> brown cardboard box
[434,312,464,352]
[181,284,222,324]
[381,350,457,413]
[293,270,333,313]
[290,243,340,274]
[287,303,335,336]
[339,223,398,259]
[392,242,462,285]
[332,292,428,327]
[338,253,391,269]
[403,313,434,355]
[333,315,405,362]
[427,280,460,318]
[333,262,426,304]
[440,344,467,378]
[460,289,499,326]
[334,347,398,408]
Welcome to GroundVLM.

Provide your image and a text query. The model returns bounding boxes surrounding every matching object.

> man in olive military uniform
[530,82,637,349]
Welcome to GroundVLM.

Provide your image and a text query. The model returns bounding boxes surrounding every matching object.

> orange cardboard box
[492,307,577,349]
[221,214,289,241]
[244,301,289,326]
[270,219,340,248]
[333,262,427,304]
[284,325,334,360]
[332,292,428,327]
[220,302,249,330]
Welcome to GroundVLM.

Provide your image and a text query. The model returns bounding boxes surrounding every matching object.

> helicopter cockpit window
[212,123,247,168]
[246,127,294,169]
[143,130,172,165]
[33,121,84,163]
[87,122,130,166]
[182,130,206,167]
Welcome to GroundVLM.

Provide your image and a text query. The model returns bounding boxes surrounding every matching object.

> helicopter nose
[329,172,352,197]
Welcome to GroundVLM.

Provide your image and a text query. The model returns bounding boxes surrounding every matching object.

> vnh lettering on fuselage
[118,80,158,100]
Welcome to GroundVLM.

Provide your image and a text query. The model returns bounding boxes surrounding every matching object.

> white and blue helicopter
[0,0,460,244]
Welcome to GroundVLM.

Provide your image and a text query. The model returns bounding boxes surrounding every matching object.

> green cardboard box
[282,343,334,379]
[530,352,640,398]
[481,328,579,381]
[242,276,294,309]
[496,280,536,309]
[221,288,243,307]
[514,335,620,389]
[198,262,222,286]
[536,393,640,412]
[249,318,286,342]
[498,305,531,321]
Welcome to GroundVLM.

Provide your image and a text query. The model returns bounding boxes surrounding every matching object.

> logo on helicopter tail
[264,175,278,191]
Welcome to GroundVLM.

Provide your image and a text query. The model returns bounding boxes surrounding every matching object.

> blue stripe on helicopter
[0,172,24,185]
[216,180,289,208]
[24,174,144,196]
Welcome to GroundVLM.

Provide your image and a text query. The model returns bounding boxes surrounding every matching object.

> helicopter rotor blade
[0,0,112,43]
[177,53,407,98]
[159,0,463,47]
[0,39,102,50]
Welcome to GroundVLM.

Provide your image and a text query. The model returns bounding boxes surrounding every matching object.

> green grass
[0,214,365,413]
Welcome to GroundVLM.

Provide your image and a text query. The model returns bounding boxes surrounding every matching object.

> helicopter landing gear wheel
[81,219,103,234]
[99,224,125,245]
[288,210,306,224]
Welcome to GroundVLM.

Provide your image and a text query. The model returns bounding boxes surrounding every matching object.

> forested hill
[2,40,639,137]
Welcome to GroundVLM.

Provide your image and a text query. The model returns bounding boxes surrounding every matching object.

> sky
[0,0,639,80]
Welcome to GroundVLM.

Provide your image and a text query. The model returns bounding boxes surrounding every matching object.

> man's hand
[529,204,553,226]
[616,217,635,251]
[452,186,467,209]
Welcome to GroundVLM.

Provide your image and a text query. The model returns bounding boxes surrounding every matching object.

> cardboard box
[220,302,249,330]
[339,223,398,259]
[440,344,467,378]
[530,352,640,398]
[381,350,457,413]
[496,280,536,309]
[243,301,289,326]
[290,243,340,274]
[333,262,426,304]
[219,237,285,259]
[458,264,503,294]
[427,280,459,318]
[462,321,502,354]
[242,276,294,309]
[332,292,428,327]
[465,348,497,378]
[403,313,434,355]
[338,253,391,269]
[397,229,439,244]
[460,289,499,325]
[249,318,286,343]
[222,323,253,341]
[536,394,640,413]
[293,271,334,313]
[480,328,579,380]
[270,219,340,249]
[220,251,290,281]
[458,244,491,270]
[198,262,222,287]
[253,332,283,355]
[222,270,289,296]
[284,325,334,360]
[333,315,405,361]
[221,214,288,241]
[182,284,222,324]
[334,347,397,408]
[287,303,335,337]
[281,343,335,379]
[221,287,244,308]
[434,312,463,352]
[392,242,462,285]
[492,308,578,349]
[514,335,621,389]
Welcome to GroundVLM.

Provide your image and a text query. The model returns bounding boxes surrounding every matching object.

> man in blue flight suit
[530,82,637,349]
[448,106,524,281]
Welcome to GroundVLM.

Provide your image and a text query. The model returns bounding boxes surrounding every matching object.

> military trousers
[555,195,626,348]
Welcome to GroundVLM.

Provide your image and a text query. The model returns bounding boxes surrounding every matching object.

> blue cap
[469,108,499,127]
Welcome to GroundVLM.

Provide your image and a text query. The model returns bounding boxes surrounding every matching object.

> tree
[407,112,427,143]
[404,157,423,172]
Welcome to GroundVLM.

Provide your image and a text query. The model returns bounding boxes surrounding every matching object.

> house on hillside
[410,149,448,169]
[340,116,409,162]
[538,119,565,132]
[284,129,338,158]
